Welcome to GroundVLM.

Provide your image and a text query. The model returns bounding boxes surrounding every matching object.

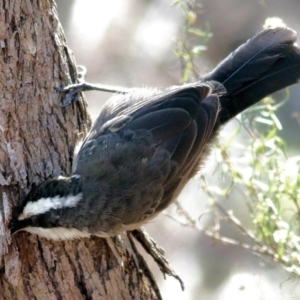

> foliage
[172,0,212,82]
[173,0,300,278]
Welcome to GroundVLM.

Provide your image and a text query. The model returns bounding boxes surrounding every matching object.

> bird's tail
[202,27,300,125]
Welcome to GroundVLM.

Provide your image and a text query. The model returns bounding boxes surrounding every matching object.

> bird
[8,27,300,271]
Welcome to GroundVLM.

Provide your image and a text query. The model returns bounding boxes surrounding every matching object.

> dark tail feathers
[202,27,300,124]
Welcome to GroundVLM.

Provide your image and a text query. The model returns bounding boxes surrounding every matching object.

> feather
[203,27,300,123]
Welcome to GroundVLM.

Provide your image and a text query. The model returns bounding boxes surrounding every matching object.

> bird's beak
[8,218,30,235]
[8,219,19,235]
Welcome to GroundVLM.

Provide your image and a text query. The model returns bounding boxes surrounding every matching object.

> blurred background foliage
[56,1,300,299]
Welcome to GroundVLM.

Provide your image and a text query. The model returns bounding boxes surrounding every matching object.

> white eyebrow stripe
[19,193,83,220]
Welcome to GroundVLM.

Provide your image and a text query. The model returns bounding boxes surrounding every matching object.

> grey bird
[8,28,300,275]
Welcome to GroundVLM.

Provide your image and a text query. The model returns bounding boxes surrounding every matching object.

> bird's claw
[130,228,185,291]
[56,83,87,107]
[57,65,88,107]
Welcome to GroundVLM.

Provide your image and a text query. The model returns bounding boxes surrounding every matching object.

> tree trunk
[0,1,161,299]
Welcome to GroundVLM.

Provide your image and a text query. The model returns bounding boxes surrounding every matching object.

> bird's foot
[57,65,129,107]
[130,228,185,291]
[57,66,89,107]
[106,236,125,268]
[120,232,140,268]
[105,234,140,270]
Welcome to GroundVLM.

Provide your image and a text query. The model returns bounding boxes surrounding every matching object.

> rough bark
[0,1,161,299]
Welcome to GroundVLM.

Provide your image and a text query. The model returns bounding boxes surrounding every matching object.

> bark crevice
[0,1,160,299]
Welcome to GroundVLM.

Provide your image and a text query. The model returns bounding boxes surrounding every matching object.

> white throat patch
[23,226,91,240]
[19,193,83,220]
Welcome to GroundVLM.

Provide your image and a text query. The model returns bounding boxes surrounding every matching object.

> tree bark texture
[0,1,161,299]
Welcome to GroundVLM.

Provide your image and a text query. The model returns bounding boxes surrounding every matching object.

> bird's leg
[106,231,185,290]
[130,228,185,291]
[105,234,140,269]
[57,65,129,107]
[106,236,124,268]
[120,232,140,268]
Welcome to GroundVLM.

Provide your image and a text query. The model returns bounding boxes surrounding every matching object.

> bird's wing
[89,82,217,132]
[74,84,221,223]
[79,82,221,160]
